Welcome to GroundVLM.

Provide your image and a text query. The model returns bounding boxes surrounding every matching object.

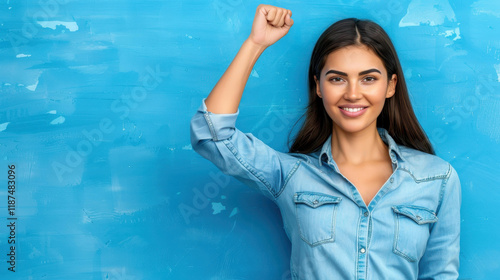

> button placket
[357,207,370,278]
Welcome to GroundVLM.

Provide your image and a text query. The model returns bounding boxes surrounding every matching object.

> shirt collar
[318,128,406,166]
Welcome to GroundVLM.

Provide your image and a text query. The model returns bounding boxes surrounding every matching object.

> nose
[344,82,361,101]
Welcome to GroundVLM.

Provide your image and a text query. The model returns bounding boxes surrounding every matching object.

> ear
[314,75,322,98]
[386,74,397,98]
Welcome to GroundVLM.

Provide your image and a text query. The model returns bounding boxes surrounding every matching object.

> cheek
[320,84,342,102]
[365,85,390,103]
[320,97,338,120]
[320,94,339,113]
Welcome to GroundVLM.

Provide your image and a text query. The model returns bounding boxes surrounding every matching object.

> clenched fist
[249,4,294,47]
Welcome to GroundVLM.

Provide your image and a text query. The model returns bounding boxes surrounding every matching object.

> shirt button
[364,211,369,217]
[313,200,319,205]
[360,248,366,254]
[390,178,394,183]
[416,215,422,221]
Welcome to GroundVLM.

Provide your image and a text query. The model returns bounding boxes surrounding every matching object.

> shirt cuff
[191,99,239,142]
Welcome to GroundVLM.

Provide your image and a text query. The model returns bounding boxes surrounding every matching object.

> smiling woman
[315,46,396,135]
[190,4,461,280]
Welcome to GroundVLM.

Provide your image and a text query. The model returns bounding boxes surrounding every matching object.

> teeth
[342,107,364,112]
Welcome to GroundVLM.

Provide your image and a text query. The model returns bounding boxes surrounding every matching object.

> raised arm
[205,4,293,114]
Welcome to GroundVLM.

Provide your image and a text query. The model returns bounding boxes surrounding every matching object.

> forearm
[205,39,266,114]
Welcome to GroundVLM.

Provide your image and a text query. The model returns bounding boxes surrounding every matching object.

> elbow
[190,113,213,155]
[190,121,203,154]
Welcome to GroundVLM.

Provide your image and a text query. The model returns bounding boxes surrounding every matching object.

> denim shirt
[190,100,461,280]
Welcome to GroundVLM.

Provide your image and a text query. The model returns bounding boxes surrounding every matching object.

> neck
[330,124,389,165]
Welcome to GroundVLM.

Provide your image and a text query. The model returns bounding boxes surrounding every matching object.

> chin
[333,120,376,135]
[339,128,368,134]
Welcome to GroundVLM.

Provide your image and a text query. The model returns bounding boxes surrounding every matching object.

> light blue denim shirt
[190,100,461,280]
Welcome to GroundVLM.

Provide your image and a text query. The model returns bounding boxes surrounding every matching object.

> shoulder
[265,150,323,175]
[397,145,455,182]
[286,149,324,166]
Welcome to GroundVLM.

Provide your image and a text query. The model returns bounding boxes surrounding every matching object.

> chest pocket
[392,205,438,262]
[294,192,342,247]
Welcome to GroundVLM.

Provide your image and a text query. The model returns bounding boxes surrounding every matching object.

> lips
[339,106,368,117]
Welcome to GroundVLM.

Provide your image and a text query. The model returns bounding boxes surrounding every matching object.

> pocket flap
[392,205,438,225]
[294,192,342,208]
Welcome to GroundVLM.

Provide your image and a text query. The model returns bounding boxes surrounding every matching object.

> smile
[341,107,365,112]
[339,106,368,117]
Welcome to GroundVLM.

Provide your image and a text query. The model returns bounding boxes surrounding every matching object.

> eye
[363,76,377,82]
[328,77,345,83]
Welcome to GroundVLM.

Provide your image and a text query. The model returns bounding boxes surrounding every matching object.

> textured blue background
[0,0,499,279]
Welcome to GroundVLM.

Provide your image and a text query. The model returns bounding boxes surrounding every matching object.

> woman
[191,4,461,279]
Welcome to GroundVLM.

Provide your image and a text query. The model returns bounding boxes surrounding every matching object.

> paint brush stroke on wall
[37,21,79,32]
[399,0,456,27]
[471,0,500,17]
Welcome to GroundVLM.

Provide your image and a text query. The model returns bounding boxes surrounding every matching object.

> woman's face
[315,45,397,135]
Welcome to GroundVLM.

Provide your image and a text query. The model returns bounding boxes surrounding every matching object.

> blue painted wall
[1,0,499,279]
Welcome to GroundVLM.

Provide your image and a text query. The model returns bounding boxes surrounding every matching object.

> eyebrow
[324,68,382,76]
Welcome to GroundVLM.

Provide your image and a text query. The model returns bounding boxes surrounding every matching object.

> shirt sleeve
[418,165,461,280]
[190,99,292,201]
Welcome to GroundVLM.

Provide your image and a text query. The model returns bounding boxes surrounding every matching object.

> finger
[284,11,294,27]
[266,7,277,23]
[271,8,284,26]
[257,4,267,18]
[276,9,287,27]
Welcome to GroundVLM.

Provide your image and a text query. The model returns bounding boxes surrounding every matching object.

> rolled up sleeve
[190,99,290,201]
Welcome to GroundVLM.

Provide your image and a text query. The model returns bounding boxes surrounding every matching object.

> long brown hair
[289,18,434,155]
